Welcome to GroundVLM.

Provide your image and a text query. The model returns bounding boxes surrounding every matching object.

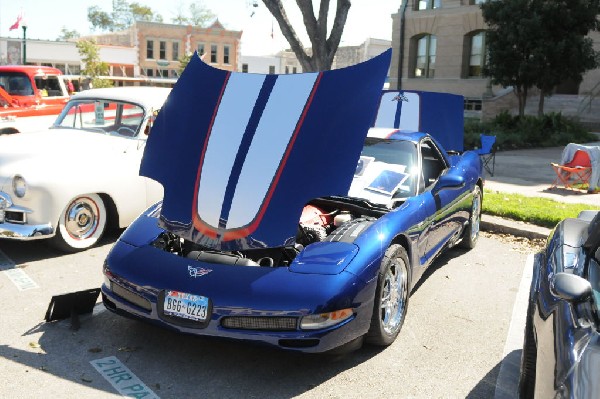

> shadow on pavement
[1,305,383,398]
[0,229,120,266]
[466,349,522,399]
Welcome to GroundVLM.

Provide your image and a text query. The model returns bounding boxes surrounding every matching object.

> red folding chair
[550,150,593,191]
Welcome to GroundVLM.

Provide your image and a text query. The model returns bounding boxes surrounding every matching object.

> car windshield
[0,72,34,96]
[348,138,418,205]
[53,99,145,137]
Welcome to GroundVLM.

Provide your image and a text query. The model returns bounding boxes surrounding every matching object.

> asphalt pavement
[480,140,600,239]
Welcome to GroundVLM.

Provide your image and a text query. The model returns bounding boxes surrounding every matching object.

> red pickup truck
[0,65,71,135]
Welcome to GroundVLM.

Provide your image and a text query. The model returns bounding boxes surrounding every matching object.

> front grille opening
[221,316,298,331]
[111,283,152,312]
[279,339,320,348]
[5,211,25,224]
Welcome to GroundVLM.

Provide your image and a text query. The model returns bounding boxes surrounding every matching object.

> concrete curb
[481,214,551,240]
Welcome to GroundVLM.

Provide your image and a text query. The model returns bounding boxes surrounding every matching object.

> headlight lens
[300,308,353,330]
[12,175,27,198]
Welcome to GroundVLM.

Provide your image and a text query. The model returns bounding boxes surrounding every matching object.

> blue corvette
[101,50,484,353]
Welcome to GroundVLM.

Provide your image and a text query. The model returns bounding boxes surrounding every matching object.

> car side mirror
[433,173,465,194]
[550,272,592,303]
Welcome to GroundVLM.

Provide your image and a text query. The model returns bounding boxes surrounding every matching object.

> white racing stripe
[0,250,39,291]
[91,356,159,399]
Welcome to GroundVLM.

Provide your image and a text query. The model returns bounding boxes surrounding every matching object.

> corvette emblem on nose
[188,265,212,278]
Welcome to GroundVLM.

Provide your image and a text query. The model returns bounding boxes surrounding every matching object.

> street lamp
[22,23,27,65]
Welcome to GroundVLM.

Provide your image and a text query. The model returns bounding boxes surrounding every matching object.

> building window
[211,44,218,63]
[464,98,482,111]
[198,43,205,56]
[159,41,166,60]
[172,42,179,61]
[146,68,154,77]
[468,31,486,77]
[146,40,154,59]
[223,46,230,64]
[469,0,486,4]
[269,65,275,74]
[417,0,441,10]
[242,63,248,73]
[293,67,297,73]
[285,66,289,74]
[414,34,436,78]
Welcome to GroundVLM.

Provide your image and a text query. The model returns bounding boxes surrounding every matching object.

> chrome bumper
[0,191,54,240]
[0,221,54,240]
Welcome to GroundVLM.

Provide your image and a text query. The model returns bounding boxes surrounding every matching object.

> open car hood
[140,50,391,251]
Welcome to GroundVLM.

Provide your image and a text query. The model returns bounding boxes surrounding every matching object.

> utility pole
[22,24,27,64]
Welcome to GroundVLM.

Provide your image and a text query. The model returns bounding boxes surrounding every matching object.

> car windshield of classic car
[52,99,145,137]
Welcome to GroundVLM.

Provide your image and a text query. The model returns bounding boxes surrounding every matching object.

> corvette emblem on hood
[141,50,391,251]
[188,265,212,278]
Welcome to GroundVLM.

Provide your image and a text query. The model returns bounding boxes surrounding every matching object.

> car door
[419,139,466,260]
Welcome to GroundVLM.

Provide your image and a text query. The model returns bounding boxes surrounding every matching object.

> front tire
[459,185,481,249]
[50,194,107,253]
[366,244,411,346]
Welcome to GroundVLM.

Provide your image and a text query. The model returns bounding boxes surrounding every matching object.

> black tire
[49,194,107,253]
[459,185,482,249]
[365,244,411,346]
[519,301,537,399]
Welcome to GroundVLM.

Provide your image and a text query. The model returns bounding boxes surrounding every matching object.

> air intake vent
[221,316,297,331]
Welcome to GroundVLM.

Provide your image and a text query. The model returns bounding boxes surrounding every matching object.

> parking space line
[0,249,39,291]
[90,356,159,399]
[494,253,534,399]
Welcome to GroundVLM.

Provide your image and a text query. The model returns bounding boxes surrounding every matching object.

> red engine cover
[299,205,332,227]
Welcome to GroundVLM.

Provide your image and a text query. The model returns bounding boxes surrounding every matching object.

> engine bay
[151,196,387,268]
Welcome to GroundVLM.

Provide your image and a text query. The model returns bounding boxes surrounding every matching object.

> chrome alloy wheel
[380,257,409,335]
[470,189,481,242]
[65,197,100,240]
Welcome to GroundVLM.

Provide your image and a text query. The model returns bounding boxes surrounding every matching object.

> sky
[0,1,399,56]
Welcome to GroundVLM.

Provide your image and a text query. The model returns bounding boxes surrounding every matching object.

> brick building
[93,20,242,79]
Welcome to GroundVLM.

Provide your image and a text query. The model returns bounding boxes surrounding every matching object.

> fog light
[300,308,353,330]
[12,175,27,198]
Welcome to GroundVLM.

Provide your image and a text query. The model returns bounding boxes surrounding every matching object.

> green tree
[482,0,600,117]
[530,0,599,116]
[178,53,193,75]
[88,0,163,32]
[261,0,351,72]
[76,39,113,88]
[172,1,215,27]
[57,27,80,41]
[481,0,542,117]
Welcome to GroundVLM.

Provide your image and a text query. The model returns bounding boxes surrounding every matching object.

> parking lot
[0,233,532,399]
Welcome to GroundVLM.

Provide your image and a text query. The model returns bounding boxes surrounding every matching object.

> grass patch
[483,190,600,228]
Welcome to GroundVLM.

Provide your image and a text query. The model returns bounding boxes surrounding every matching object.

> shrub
[464,112,596,150]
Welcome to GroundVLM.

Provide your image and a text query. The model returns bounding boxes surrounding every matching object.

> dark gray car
[520,210,600,398]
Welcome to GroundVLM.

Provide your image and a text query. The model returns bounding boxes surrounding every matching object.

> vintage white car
[0,87,170,252]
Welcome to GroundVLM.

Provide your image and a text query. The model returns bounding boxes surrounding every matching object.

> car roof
[0,65,63,76]
[71,87,171,110]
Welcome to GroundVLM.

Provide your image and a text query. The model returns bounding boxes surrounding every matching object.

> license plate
[163,290,209,322]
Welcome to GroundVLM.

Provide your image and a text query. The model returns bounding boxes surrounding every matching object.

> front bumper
[101,240,376,353]
[0,191,54,240]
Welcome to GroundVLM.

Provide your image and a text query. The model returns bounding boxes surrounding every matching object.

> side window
[420,140,447,189]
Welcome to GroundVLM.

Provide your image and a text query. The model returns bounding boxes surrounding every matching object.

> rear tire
[50,194,107,253]
[460,185,481,249]
[366,244,411,346]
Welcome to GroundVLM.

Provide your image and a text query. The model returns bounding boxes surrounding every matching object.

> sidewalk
[480,141,600,239]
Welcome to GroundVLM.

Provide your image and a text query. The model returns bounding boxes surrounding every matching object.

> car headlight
[300,308,353,330]
[12,175,27,198]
